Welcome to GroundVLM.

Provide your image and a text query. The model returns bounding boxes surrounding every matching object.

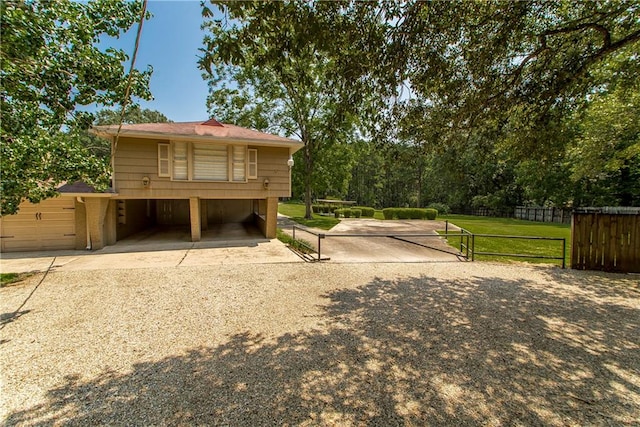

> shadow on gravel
[5,273,639,425]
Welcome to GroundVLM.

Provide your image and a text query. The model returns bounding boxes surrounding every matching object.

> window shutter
[158,143,170,177]
[232,146,246,181]
[248,149,258,179]
[173,141,188,180]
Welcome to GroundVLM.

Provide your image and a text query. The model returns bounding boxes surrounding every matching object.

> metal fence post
[445,220,448,235]
[318,233,324,261]
[562,238,566,269]
[471,234,475,262]
[293,225,296,242]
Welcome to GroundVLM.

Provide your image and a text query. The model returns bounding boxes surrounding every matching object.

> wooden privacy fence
[571,208,640,273]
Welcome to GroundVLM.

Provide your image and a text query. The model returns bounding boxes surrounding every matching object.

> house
[0,119,303,252]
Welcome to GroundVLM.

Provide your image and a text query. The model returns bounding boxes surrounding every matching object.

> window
[194,143,227,181]
[248,149,258,179]
[173,141,188,180]
[158,143,170,177]
[159,142,255,182]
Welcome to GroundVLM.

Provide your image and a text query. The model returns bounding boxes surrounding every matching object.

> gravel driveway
[1,261,638,426]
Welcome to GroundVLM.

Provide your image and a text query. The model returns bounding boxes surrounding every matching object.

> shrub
[352,208,362,218]
[380,207,437,220]
[329,206,339,213]
[354,206,375,217]
[425,208,437,220]
[427,202,450,215]
[343,209,352,218]
[334,209,342,218]
[393,208,405,219]
[321,205,330,214]
[312,204,321,214]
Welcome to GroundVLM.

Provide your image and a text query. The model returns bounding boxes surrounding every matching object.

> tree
[199,1,384,218]
[85,106,172,158]
[1,0,152,215]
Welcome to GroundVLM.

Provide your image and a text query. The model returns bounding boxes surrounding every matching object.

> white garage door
[0,198,76,252]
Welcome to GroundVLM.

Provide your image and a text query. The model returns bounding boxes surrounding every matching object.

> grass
[1,272,35,287]
[440,214,571,266]
[278,201,340,230]
[276,228,314,254]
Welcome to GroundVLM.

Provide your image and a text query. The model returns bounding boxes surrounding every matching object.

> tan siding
[114,138,292,199]
[0,198,76,252]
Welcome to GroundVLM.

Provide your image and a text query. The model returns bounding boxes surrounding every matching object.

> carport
[114,198,267,243]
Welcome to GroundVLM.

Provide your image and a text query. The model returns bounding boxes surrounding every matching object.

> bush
[352,208,362,218]
[312,204,321,214]
[425,208,437,220]
[334,209,342,218]
[322,205,331,214]
[427,203,450,215]
[343,209,352,218]
[354,206,375,217]
[380,207,437,220]
[382,208,394,220]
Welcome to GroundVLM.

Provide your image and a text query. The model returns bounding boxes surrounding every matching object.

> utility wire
[111,0,148,188]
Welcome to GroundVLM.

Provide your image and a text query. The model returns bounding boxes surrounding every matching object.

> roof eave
[90,128,304,153]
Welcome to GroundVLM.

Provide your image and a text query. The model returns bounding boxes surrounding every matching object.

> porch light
[287,156,294,168]
[142,176,150,187]
[263,178,270,189]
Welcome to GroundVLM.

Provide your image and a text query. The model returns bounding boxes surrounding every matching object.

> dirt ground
[1,260,638,426]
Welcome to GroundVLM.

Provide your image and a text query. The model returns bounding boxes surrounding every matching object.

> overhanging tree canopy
[1,0,153,215]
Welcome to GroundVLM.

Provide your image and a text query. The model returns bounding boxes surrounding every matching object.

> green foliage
[354,206,375,217]
[0,272,35,287]
[351,209,362,218]
[84,106,171,158]
[276,228,314,254]
[278,202,340,230]
[1,0,153,215]
[199,1,380,218]
[425,209,437,220]
[427,203,450,215]
[381,208,437,220]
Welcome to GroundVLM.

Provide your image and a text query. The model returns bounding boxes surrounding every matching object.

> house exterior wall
[113,137,291,200]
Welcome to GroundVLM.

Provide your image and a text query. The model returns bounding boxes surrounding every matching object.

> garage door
[0,198,76,252]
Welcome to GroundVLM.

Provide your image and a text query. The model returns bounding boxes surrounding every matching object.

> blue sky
[102,0,211,122]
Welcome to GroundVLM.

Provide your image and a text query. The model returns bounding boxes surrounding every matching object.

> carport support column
[265,196,278,239]
[85,197,110,250]
[189,197,201,242]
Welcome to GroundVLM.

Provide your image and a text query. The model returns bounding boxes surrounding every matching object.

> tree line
[2,0,638,217]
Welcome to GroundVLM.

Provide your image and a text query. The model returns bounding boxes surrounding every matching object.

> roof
[90,120,303,152]
[57,181,115,196]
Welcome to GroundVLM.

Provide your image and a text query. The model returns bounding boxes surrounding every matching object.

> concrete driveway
[280,217,464,263]
[0,232,302,274]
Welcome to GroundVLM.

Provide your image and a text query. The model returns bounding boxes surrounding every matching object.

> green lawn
[278,202,340,230]
[1,272,35,287]
[441,214,571,266]
[279,203,569,266]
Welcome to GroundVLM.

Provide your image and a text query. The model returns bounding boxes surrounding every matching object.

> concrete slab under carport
[0,223,302,273]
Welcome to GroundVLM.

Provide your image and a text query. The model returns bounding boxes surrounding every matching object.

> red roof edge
[201,118,224,127]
